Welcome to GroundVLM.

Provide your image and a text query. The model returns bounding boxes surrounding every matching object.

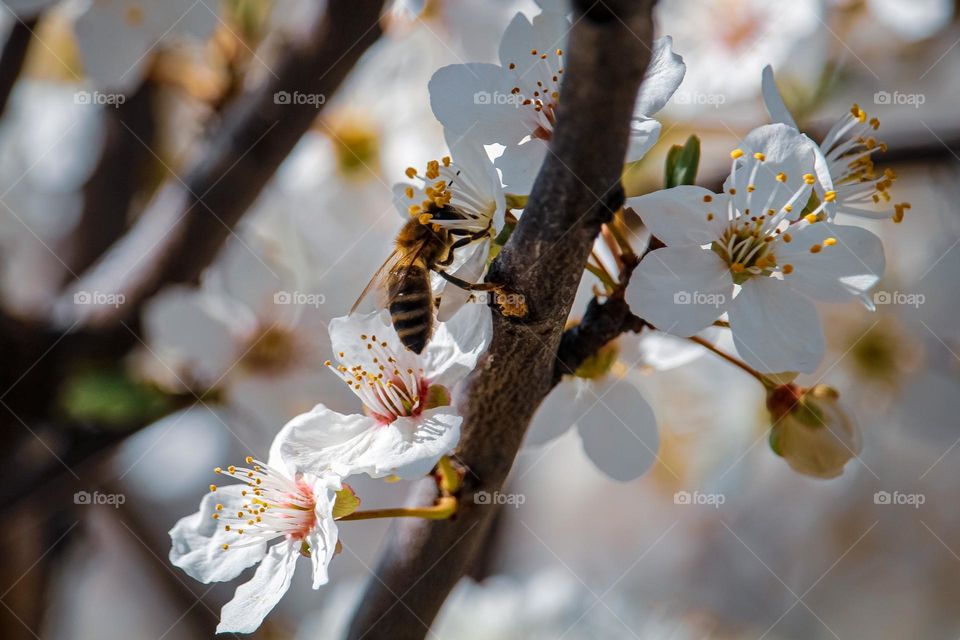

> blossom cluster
[165,3,903,634]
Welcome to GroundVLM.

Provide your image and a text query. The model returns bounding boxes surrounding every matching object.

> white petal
[525,379,587,447]
[393,182,427,219]
[635,330,709,371]
[446,133,506,231]
[627,186,727,247]
[276,404,382,479]
[728,277,824,374]
[575,376,659,482]
[626,247,733,337]
[429,63,529,144]
[345,407,463,479]
[437,240,489,322]
[307,483,339,589]
[498,11,569,79]
[725,123,818,222]
[495,138,548,195]
[634,36,686,117]
[777,221,885,303]
[625,117,662,163]
[426,295,492,388]
[169,486,266,584]
[330,310,415,374]
[216,542,300,634]
[143,286,248,386]
[760,65,798,129]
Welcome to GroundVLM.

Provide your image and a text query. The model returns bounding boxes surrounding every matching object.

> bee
[352,203,492,354]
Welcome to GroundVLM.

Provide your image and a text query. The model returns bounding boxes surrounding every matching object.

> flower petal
[426,298,492,388]
[307,482,339,589]
[625,116,662,164]
[626,247,733,337]
[728,277,824,374]
[276,404,381,479]
[575,376,659,482]
[777,221,885,303]
[344,407,463,479]
[525,378,589,447]
[634,36,686,117]
[495,138,548,195]
[760,65,798,129]
[627,186,728,247]
[169,485,266,584]
[429,63,529,145]
[216,541,300,634]
[497,11,569,79]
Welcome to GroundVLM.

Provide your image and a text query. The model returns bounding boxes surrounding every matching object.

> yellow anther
[747,185,756,193]
[530,49,538,55]
[405,167,417,178]
[782,264,794,275]
[782,233,792,243]
[418,213,433,225]
[730,148,744,159]
[753,152,766,161]
[776,172,787,182]
[803,174,816,185]
[804,213,819,224]
[823,237,837,247]
[442,155,451,166]
[823,190,837,202]
[245,456,254,464]
[404,187,414,199]
[222,544,229,550]
[730,263,746,273]
[706,213,714,221]
[809,244,822,254]
[425,160,440,179]
[209,484,217,492]
[703,194,713,203]
[214,467,222,474]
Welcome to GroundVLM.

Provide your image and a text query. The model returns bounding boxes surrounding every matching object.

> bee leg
[436,270,528,319]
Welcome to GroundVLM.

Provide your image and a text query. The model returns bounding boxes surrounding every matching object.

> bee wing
[351,246,432,313]
[351,249,400,314]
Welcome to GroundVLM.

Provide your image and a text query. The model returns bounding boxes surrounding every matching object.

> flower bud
[766,384,861,479]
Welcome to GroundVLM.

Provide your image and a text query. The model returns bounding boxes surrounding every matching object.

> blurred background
[2,0,960,638]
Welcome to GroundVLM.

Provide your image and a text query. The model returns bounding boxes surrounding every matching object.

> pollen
[803,174,816,185]
[782,264,794,275]
[809,244,822,254]
[209,484,217,492]
[823,190,837,202]
[804,213,819,224]
[753,152,765,161]
[405,167,417,178]
[776,172,787,182]
[823,237,837,247]
[730,148,744,159]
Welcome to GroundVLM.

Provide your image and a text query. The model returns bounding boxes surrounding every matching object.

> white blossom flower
[393,136,506,320]
[625,123,885,374]
[428,9,685,192]
[526,336,660,482]
[169,437,347,634]
[72,0,218,90]
[762,65,910,222]
[279,303,491,480]
[142,219,344,444]
[657,0,825,118]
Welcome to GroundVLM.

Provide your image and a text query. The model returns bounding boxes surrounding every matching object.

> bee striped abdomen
[388,264,433,354]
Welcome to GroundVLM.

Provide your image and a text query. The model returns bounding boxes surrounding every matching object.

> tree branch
[345,2,658,637]
[0,15,36,117]
[53,0,386,331]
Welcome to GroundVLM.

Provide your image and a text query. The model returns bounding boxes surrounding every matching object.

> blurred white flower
[169,442,344,634]
[142,218,341,442]
[526,336,660,482]
[72,0,218,90]
[863,0,953,42]
[657,0,825,119]
[762,65,909,222]
[625,124,885,374]
[279,304,491,480]
[429,10,685,192]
